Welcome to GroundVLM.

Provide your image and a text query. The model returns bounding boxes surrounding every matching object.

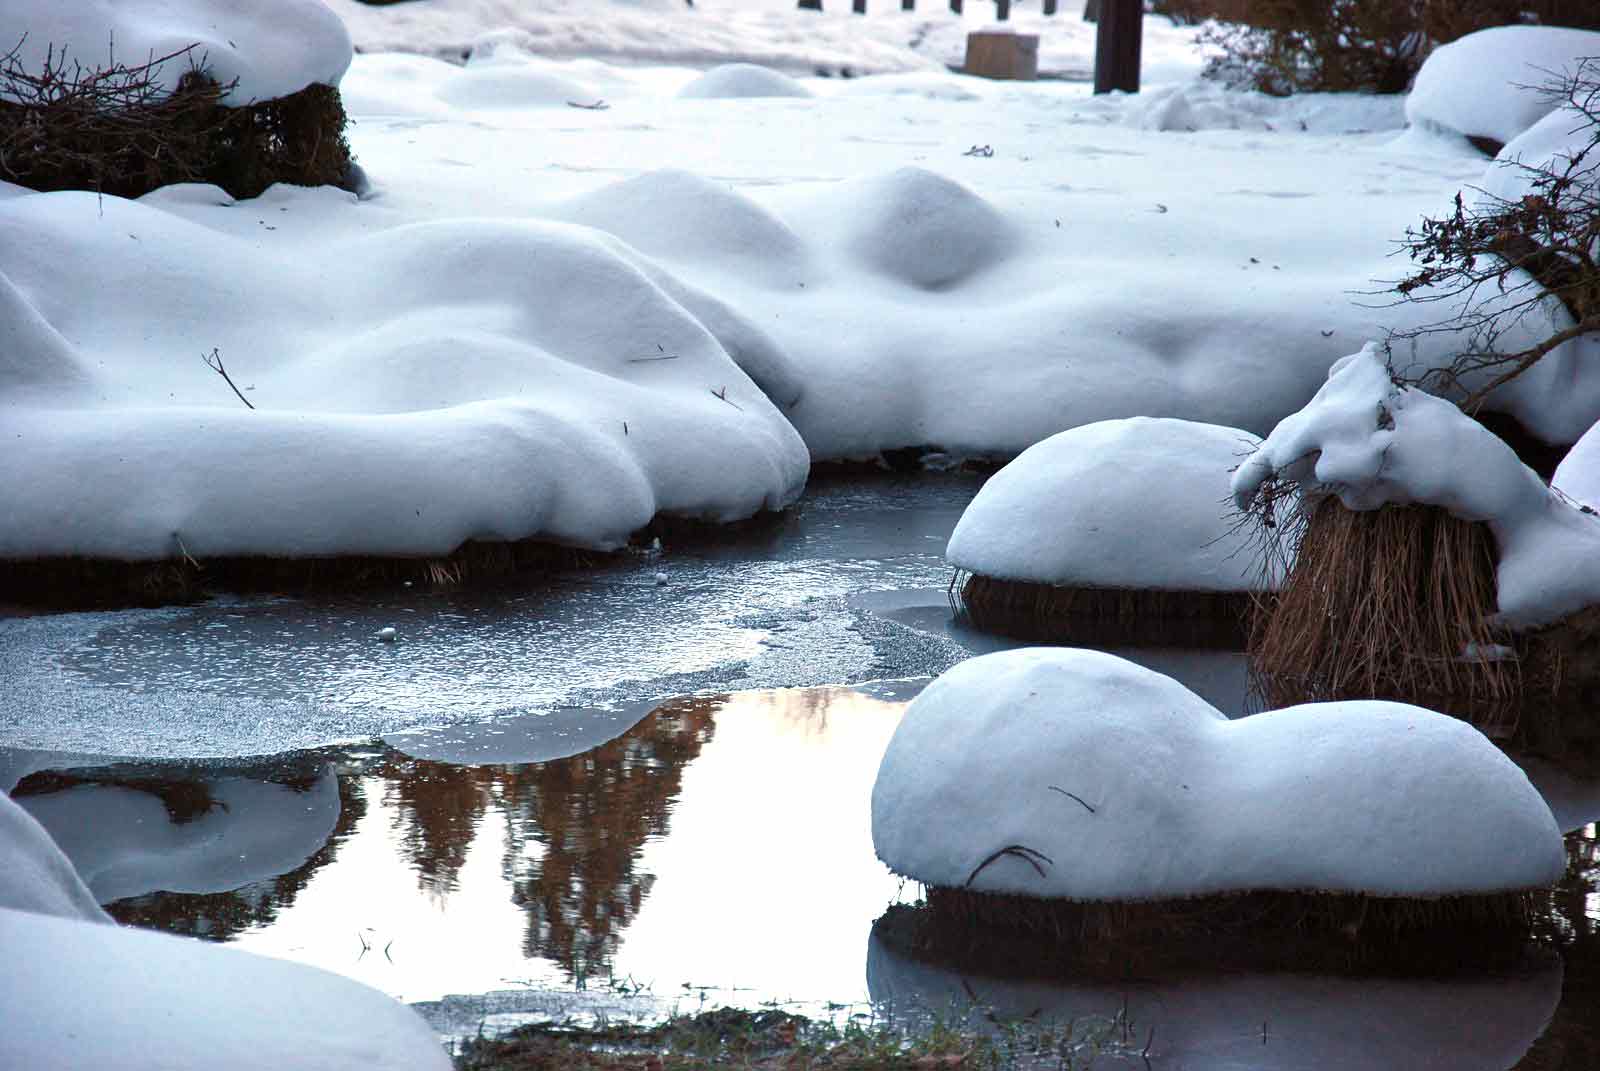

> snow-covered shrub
[1391,56,1600,424]
[1164,0,1599,96]
[0,2,355,199]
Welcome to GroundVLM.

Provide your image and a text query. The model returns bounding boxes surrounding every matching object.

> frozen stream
[3,472,1597,1067]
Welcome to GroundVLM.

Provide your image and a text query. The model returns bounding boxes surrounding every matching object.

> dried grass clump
[0,539,602,610]
[1249,495,1515,708]
[954,571,1252,648]
[0,39,353,200]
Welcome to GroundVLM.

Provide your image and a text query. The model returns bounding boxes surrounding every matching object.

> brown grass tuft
[1249,496,1515,708]
[954,571,1252,648]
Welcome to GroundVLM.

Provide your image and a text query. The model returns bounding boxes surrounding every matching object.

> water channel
[3,471,1597,1067]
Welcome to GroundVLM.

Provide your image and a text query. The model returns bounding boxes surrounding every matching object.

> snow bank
[680,63,812,99]
[0,905,451,1071]
[0,0,352,105]
[945,418,1275,591]
[0,187,808,560]
[872,647,1564,899]
[1234,345,1600,627]
[1407,26,1600,146]
[19,768,340,903]
[1480,102,1600,205]
[0,791,109,923]
[867,930,1563,1071]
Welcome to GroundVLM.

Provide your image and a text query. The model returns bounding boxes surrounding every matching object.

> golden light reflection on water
[195,686,913,1004]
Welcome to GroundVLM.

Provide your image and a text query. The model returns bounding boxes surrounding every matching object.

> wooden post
[1043,0,1058,12]
[995,0,1011,19]
[1082,0,1100,20]
[797,0,822,9]
[902,0,915,8]
[852,0,866,11]
[1093,0,1141,94]
[950,0,962,12]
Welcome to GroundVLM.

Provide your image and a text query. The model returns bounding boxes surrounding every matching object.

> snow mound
[555,169,809,278]
[1479,103,1600,205]
[833,72,984,102]
[0,906,451,1070]
[1233,345,1600,628]
[834,167,1016,290]
[1406,26,1600,146]
[20,769,340,903]
[679,63,813,99]
[0,0,353,106]
[1554,419,1600,511]
[1128,81,1405,134]
[436,62,595,109]
[872,647,1565,900]
[945,418,1277,592]
[0,189,808,560]
[0,792,109,923]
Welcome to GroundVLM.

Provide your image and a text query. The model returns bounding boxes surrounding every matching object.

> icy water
[3,471,1598,1067]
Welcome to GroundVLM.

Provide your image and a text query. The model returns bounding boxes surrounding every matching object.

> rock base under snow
[954,573,1251,649]
[0,537,608,610]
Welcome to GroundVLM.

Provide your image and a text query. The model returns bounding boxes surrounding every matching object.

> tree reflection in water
[378,698,716,982]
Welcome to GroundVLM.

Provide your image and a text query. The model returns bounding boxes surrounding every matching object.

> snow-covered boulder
[0,791,109,923]
[679,63,812,99]
[0,0,353,105]
[1406,27,1600,147]
[18,768,340,903]
[1479,101,1600,205]
[0,188,808,561]
[872,647,1564,900]
[946,418,1276,592]
[1234,345,1600,628]
[0,905,451,1070]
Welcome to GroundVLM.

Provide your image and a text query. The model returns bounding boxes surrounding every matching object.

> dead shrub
[1248,494,1516,708]
[954,571,1251,648]
[0,37,353,200]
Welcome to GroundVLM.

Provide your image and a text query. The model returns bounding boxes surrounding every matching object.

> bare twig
[566,99,609,110]
[1047,785,1096,814]
[201,347,255,409]
[965,844,1053,887]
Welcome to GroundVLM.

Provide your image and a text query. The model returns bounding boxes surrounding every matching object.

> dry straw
[1247,491,1517,708]
[953,571,1252,648]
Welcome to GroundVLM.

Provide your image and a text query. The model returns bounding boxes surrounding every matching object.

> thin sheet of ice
[872,647,1565,898]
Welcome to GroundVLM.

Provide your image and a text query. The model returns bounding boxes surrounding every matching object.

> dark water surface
[4,472,1598,1066]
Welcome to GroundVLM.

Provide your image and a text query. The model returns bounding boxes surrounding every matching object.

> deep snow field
[5,1,1600,1068]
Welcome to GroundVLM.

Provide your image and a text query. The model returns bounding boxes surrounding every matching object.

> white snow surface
[19,769,340,903]
[0,0,352,105]
[680,62,813,98]
[0,905,451,1071]
[0,791,110,923]
[0,187,808,559]
[945,418,1277,591]
[1406,26,1600,146]
[325,0,1211,83]
[871,647,1565,899]
[1234,345,1600,628]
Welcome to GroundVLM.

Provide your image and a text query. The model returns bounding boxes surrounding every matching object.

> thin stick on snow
[202,347,254,409]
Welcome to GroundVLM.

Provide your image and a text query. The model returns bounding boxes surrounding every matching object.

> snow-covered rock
[0,791,109,923]
[0,187,808,561]
[0,0,353,106]
[679,63,812,99]
[1480,101,1600,205]
[872,647,1564,899]
[1406,26,1600,146]
[945,418,1276,591]
[1234,345,1600,628]
[18,768,340,903]
[0,905,452,1071]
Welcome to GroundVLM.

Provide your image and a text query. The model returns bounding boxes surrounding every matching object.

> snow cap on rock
[872,647,1564,900]
[0,791,110,923]
[1406,26,1600,146]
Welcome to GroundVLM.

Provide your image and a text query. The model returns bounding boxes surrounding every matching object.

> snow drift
[872,647,1564,900]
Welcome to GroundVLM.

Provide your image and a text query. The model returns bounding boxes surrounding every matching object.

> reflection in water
[9,687,1600,1057]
